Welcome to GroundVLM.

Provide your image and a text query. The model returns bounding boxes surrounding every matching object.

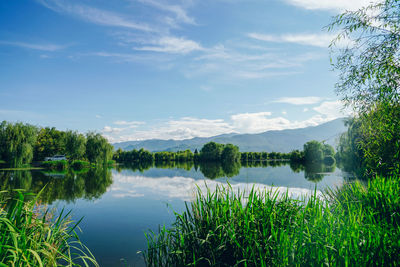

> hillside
[113,118,347,152]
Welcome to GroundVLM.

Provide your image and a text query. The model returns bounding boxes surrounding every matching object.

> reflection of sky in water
[52,166,344,267]
[109,173,323,202]
[110,165,344,202]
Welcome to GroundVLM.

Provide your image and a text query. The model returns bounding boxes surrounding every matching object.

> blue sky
[0,0,371,142]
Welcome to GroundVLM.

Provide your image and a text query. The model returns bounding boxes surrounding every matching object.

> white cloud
[113,120,145,126]
[273,96,324,105]
[248,33,335,48]
[95,114,102,119]
[282,0,376,11]
[312,100,352,119]
[0,41,67,51]
[230,112,289,133]
[137,0,195,25]
[102,126,125,134]
[101,102,351,142]
[134,36,203,54]
[37,0,156,32]
[102,117,235,143]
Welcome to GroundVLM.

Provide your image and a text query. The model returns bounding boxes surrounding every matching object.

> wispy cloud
[113,120,145,126]
[0,41,67,51]
[137,0,196,25]
[37,0,156,32]
[184,44,321,80]
[282,0,375,11]
[273,96,324,105]
[248,33,335,48]
[134,36,203,54]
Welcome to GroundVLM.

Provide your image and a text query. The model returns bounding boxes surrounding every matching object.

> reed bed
[144,176,400,266]
[0,189,98,266]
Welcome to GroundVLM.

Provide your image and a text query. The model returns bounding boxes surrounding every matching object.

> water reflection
[0,160,339,204]
[0,167,112,204]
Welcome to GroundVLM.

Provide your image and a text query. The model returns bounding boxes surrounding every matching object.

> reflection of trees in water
[199,162,241,179]
[289,162,305,173]
[0,167,113,204]
[241,160,288,168]
[304,162,336,183]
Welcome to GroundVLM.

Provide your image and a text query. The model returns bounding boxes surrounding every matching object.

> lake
[0,161,348,266]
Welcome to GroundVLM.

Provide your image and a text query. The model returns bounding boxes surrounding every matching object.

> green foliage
[0,121,38,167]
[70,160,90,170]
[357,103,400,176]
[221,144,240,163]
[337,104,400,177]
[200,142,224,162]
[0,190,98,266]
[86,132,113,165]
[329,1,400,178]
[65,130,86,161]
[144,176,400,266]
[304,140,323,163]
[328,0,400,112]
[304,140,335,164]
[34,127,66,161]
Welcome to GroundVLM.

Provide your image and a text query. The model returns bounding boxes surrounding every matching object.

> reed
[0,189,98,266]
[144,176,400,266]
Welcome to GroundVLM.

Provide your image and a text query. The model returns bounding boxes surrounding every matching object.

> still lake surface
[0,162,348,266]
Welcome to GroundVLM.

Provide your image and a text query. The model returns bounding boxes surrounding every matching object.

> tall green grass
[144,176,400,266]
[0,189,98,266]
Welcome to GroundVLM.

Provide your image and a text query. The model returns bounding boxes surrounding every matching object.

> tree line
[0,121,113,167]
[114,140,335,166]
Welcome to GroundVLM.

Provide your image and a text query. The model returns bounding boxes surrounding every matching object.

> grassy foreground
[144,177,400,266]
[0,190,98,266]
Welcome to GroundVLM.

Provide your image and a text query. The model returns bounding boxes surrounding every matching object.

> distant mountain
[113,118,348,153]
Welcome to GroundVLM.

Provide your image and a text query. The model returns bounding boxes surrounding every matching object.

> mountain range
[113,118,348,153]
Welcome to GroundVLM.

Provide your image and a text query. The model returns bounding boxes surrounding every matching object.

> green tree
[328,0,400,111]
[86,132,113,164]
[65,130,86,160]
[0,121,38,166]
[304,140,323,163]
[34,127,66,161]
[221,144,240,163]
[329,0,400,176]
[200,142,224,161]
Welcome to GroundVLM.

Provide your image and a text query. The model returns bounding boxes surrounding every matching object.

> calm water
[0,162,348,266]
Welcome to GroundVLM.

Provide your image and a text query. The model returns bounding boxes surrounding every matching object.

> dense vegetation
[144,177,400,266]
[0,121,113,168]
[114,140,333,166]
[0,190,98,266]
[328,0,400,178]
